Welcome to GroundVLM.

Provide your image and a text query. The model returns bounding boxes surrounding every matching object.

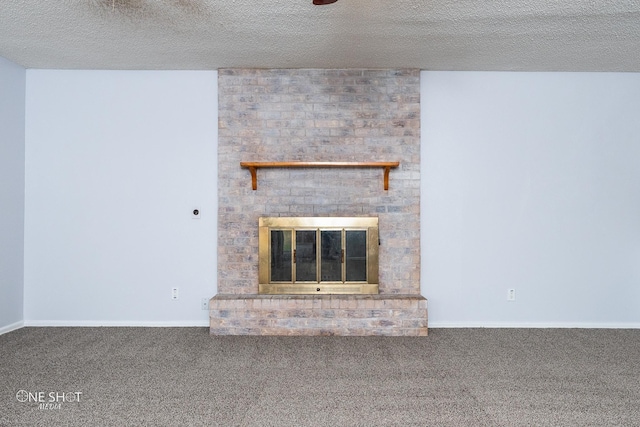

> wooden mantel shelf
[240,161,400,191]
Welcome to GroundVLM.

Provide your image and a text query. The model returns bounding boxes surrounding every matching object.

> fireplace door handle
[341,249,344,264]
[293,249,296,264]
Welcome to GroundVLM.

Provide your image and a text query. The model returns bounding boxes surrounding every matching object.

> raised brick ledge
[209,294,428,336]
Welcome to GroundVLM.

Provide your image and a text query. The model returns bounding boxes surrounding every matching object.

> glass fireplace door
[259,217,379,295]
[345,230,367,282]
[295,230,317,282]
[270,230,291,282]
[320,230,342,282]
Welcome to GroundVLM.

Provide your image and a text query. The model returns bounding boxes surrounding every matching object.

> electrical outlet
[172,287,179,300]
[507,289,516,301]
[201,298,210,310]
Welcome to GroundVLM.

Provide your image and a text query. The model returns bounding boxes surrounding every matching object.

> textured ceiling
[1,0,639,71]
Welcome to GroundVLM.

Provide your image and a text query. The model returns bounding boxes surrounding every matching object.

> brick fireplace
[210,69,427,336]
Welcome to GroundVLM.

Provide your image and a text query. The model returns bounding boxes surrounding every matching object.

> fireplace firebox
[258,217,379,294]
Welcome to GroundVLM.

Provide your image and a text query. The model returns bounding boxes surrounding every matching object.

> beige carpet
[1,327,638,426]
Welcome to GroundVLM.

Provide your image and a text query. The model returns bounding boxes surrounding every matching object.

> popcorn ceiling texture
[217,69,420,296]
[1,1,639,71]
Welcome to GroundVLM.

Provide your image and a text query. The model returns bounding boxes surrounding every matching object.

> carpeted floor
[1,327,638,426]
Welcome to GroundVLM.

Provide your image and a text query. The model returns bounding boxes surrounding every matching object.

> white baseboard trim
[23,320,210,327]
[0,320,24,335]
[18,320,640,329]
[428,321,640,329]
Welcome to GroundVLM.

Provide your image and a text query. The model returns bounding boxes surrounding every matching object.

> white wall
[0,56,26,333]
[19,69,640,328]
[421,71,640,327]
[24,70,218,326]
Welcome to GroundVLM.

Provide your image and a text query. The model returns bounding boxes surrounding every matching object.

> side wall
[24,70,218,326]
[421,71,640,327]
[0,56,26,333]
[218,69,421,295]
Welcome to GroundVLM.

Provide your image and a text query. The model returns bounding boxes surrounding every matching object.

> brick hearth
[209,294,427,336]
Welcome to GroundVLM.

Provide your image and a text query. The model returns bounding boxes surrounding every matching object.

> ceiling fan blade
[313,0,338,4]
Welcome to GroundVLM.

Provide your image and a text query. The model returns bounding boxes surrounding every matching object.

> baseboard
[0,320,24,335]
[23,320,210,327]
[18,320,640,329]
[429,321,640,329]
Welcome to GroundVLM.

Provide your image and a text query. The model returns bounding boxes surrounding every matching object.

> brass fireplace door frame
[258,217,379,295]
